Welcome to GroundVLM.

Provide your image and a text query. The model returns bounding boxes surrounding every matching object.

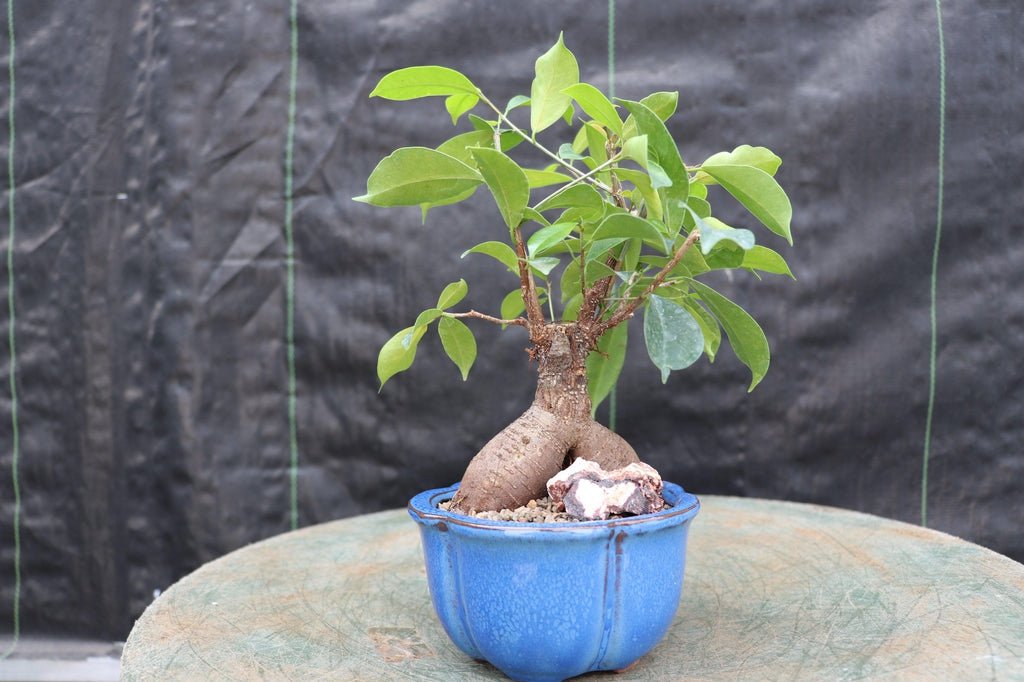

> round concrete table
[121,496,1024,680]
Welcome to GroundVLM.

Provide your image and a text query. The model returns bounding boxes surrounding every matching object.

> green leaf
[615,168,662,220]
[704,242,746,269]
[699,163,792,244]
[528,222,576,257]
[420,186,477,223]
[621,91,679,138]
[415,308,443,327]
[469,114,494,132]
[530,33,580,134]
[681,298,721,362]
[445,93,478,124]
[505,95,531,113]
[523,207,551,226]
[557,143,585,161]
[529,256,560,277]
[436,131,522,165]
[687,196,711,218]
[470,147,530,229]
[462,241,520,273]
[741,245,796,279]
[698,216,755,255]
[377,325,427,388]
[586,322,628,415]
[584,123,608,166]
[534,183,606,217]
[523,168,571,188]
[586,237,628,263]
[698,145,782,183]
[561,104,575,126]
[687,279,770,390]
[370,65,479,100]
[562,82,623,134]
[560,260,581,303]
[437,279,468,309]
[591,213,668,253]
[438,317,477,380]
[562,292,583,321]
[618,99,689,229]
[501,289,526,321]
[646,161,673,190]
[620,135,648,168]
[643,295,704,383]
[354,147,482,207]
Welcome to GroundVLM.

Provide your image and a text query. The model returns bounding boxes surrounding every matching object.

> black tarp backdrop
[0,0,1021,639]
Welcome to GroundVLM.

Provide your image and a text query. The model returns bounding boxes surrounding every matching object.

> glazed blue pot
[408,482,700,682]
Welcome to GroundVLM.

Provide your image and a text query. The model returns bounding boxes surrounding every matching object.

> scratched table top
[121,496,1024,680]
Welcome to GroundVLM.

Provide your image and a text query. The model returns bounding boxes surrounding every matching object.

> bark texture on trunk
[450,326,639,513]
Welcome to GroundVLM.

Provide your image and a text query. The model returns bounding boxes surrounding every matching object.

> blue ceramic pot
[408,482,700,682]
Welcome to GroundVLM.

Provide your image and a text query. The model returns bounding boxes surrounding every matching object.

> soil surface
[440,497,669,523]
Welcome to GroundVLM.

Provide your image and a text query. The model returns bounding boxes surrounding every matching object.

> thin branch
[512,224,546,334]
[445,310,528,327]
[479,94,614,195]
[595,229,701,335]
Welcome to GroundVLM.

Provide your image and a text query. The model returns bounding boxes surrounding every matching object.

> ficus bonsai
[355,34,794,515]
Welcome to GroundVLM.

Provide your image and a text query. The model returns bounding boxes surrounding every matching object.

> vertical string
[285,0,300,531]
[922,0,946,528]
[2,0,20,659]
[606,0,617,433]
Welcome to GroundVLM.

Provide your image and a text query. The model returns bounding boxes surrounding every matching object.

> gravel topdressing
[440,497,579,523]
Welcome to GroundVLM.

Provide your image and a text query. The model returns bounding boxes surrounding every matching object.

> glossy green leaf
[698,216,755,255]
[584,123,608,166]
[523,168,571,188]
[529,256,560,277]
[681,298,721,362]
[370,66,478,100]
[445,93,478,124]
[643,295,704,383]
[618,99,689,228]
[621,91,679,138]
[505,95,531,113]
[621,135,649,168]
[687,196,711,218]
[523,207,551,226]
[615,168,662,220]
[562,292,583,321]
[687,279,770,390]
[586,237,628,263]
[741,245,796,279]
[438,317,477,380]
[468,114,494,132]
[698,145,782,183]
[699,163,792,244]
[377,325,427,388]
[470,147,530,229]
[646,161,672,190]
[415,308,443,327]
[586,322,628,415]
[563,82,623,134]
[462,241,519,273]
[500,289,526,321]
[704,242,746,269]
[534,183,605,216]
[528,222,576,257]
[561,104,575,126]
[354,147,482,207]
[436,130,522,165]
[558,143,585,161]
[591,213,668,253]
[560,260,581,303]
[531,34,579,134]
[436,279,468,309]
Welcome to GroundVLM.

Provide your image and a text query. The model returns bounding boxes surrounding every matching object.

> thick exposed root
[450,405,641,514]
[570,419,640,470]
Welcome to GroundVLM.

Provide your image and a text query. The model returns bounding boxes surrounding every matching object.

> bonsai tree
[356,35,794,514]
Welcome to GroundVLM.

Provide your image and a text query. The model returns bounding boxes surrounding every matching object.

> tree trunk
[450,326,639,514]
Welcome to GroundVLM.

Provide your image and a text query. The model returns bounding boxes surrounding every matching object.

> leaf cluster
[356,34,796,407]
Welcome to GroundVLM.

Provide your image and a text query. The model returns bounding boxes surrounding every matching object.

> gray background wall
[0,0,1021,638]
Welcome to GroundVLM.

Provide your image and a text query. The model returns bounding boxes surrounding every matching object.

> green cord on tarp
[922,0,946,529]
[2,0,21,660]
[606,0,617,434]
[285,0,300,531]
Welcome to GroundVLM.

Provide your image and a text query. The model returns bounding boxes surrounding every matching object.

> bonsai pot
[408,482,700,682]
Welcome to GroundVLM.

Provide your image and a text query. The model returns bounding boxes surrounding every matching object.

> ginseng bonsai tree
[356,35,794,514]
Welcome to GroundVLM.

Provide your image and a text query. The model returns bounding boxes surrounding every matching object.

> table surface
[121,496,1024,681]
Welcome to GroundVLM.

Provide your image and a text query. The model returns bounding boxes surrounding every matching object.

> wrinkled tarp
[0,0,1021,638]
